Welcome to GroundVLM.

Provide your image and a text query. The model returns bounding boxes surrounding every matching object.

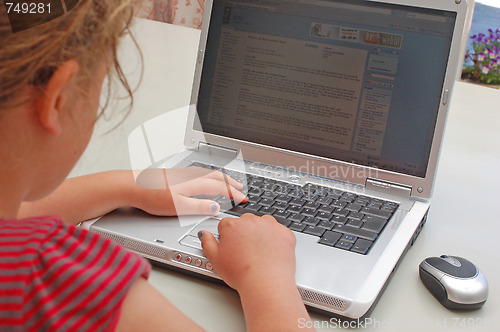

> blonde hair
[0,0,140,111]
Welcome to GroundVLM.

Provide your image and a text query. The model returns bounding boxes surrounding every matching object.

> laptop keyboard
[190,162,399,255]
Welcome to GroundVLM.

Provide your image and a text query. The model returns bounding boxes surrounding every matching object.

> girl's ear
[35,60,79,136]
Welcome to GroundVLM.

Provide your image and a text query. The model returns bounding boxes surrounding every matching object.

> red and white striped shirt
[0,216,150,331]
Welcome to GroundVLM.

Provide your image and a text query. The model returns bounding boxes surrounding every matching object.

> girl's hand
[133,167,247,216]
[198,214,313,331]
[199,213,297,292]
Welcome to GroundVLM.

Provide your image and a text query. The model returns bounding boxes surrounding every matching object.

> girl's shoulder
[0,216,151,331]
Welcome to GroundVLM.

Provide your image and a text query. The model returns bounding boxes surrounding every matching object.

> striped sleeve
[0,216,150,332]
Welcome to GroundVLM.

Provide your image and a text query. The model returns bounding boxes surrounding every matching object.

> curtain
[137,0,206,29]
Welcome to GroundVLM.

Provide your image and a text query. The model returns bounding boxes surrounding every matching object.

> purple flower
[478,52,485,61]
[482,65,490,74]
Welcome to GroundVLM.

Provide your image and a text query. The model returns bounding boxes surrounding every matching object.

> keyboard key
[306,194,320,202]
[356,196,371,204]
[261,191,277,200]
[346,203,363,212]
[347,212,364,220]
[249,179,264,188]
[333,208,349,217]
[276,194,292,203]
[342,192,357,199]
[370,198,385,204]
[247,195,260,203]
[288,214,305,223]
[302,217,320,226]
[274,185,288,195]
[384,201,399,208]
[316,211,333,221]
[318,205,335,214]
[287,187,304,198]
[360,207,392,218]
[361,216,387,233]
[259,206,276,215]
[333,224,378,241]
[245,203,262,212]
[326,194,341,201]
[316,197,333,205]
[317,220,335,230]
[289,222,307,232]
[288,205,302,213]
[290,197,306,206]
[261,182,276,190]
[274,209,290,218]
[326,190,342,200]
[351,239,373,254]
[341,234,357,243]
[272,201,288,209]
[304,201,320,209]
[346,219,363,228]
[335,240,353,250]
[301,208,317,217]
[259,198,274,207]
[303,184,319,194]
[367,202,382,209]
[319,231,342,246]
[381,205,396,212]
[331,215,347,224]
[332,200,347,208]
[303,226,326,237]
[362,214,387,223]
[248,187,261,195]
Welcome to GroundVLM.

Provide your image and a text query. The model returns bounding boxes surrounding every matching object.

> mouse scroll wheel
[440,255,461,267]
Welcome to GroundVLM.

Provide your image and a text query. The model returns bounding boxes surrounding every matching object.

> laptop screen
[195,0,456,178]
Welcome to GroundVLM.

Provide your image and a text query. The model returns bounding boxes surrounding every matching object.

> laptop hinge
[366,178,412,199]
[198,142,238,159]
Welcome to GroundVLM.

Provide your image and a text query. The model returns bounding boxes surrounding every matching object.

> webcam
[4,0,80,33]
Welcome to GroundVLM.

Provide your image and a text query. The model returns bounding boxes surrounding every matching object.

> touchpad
[179,217,220,250]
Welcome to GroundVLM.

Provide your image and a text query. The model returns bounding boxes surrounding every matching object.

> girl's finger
[174,178,248,203]
[170,196,220,215]
[198,230,219,266]
[204,170,244,190]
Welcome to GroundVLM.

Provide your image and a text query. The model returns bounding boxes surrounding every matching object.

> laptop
[87,0,471,320]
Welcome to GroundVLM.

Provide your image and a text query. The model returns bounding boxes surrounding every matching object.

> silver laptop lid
[184,0,470,199]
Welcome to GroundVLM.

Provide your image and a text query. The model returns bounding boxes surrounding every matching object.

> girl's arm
[200,214,315,332]
[115,213,314,332]
[18,168,246,224]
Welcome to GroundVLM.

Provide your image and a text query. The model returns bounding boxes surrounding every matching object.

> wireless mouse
[419,255,488,310]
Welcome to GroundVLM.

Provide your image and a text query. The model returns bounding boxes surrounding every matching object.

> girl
[0,0,313,331]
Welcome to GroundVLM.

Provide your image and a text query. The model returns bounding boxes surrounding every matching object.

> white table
[74,19,500,331]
